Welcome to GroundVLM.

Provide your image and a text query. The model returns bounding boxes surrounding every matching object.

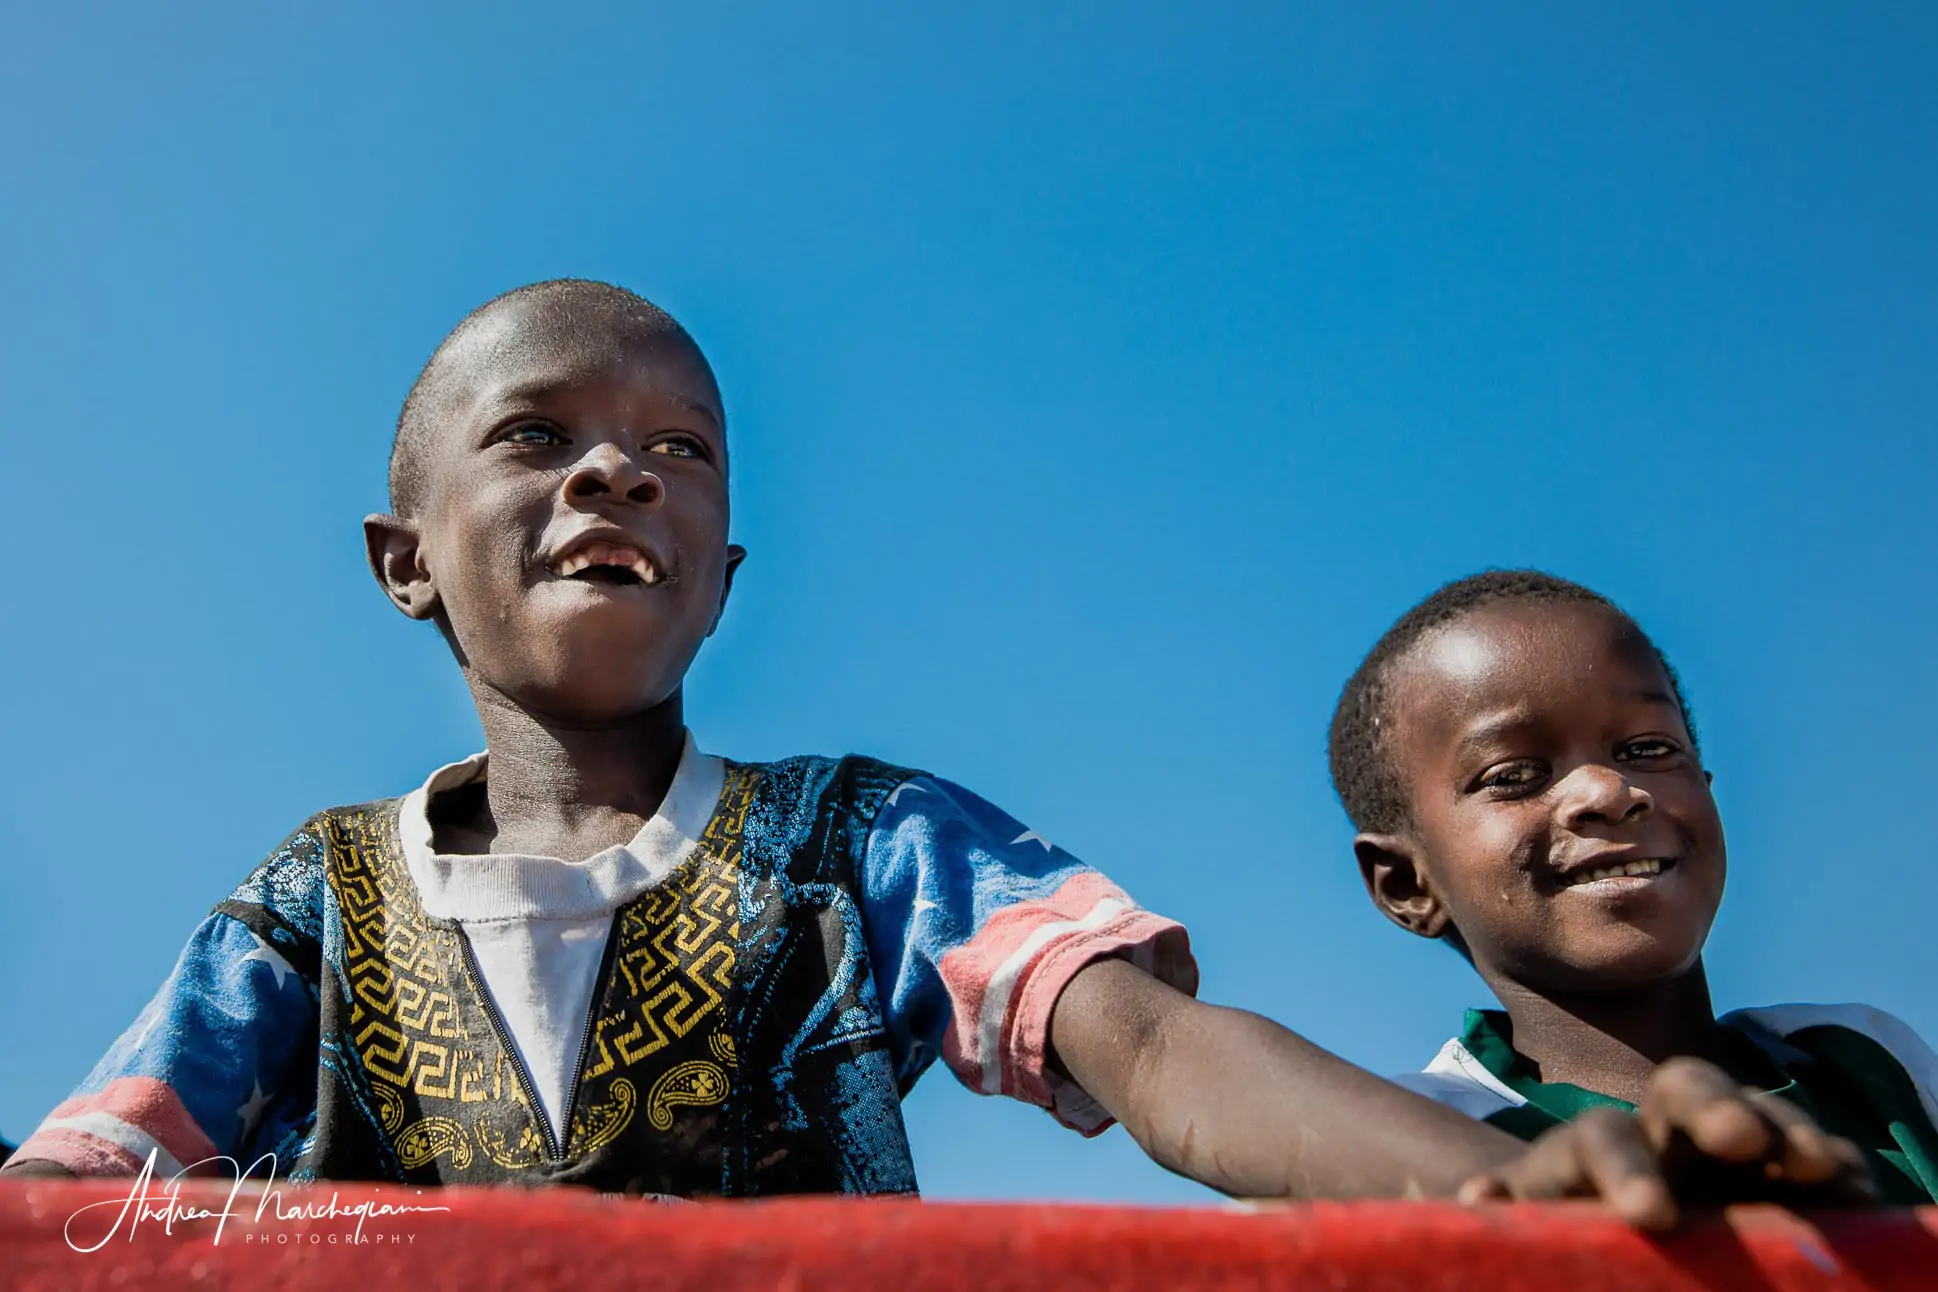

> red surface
[4,1178,1937,1291]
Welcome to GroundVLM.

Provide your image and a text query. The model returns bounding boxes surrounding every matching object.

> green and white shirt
[1393,1003,1938,1205]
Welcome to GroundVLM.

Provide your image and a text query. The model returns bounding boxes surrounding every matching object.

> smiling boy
[1337,570,1938,1206]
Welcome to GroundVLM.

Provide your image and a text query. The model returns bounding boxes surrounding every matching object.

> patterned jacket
[11,749,1193,1195]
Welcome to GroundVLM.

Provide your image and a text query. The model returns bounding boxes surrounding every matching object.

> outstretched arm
[854,775,1526,1196]
[1049,957,1523,1199]
[1052,959,1877,1225]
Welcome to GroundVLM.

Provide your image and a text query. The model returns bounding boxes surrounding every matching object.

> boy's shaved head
[1329,570,1696,835]
[390,279,716,516]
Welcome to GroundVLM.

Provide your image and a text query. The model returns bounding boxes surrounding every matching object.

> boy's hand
[1457,1057,1877,1229]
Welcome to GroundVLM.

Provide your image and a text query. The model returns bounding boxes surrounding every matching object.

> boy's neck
[442,682,689,863]
[1483,961,1723,1107]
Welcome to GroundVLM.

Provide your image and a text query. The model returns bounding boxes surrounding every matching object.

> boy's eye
[648,435,707,460]
[498,423,565,447]
[1477,761,1547,792]
[1618,738,1680,762]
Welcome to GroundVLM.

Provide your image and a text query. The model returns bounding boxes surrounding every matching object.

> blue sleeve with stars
[857,776,1195,1133]
[6,829,326,1177]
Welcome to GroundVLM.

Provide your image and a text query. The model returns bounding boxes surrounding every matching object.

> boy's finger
[1758,1111,1878,1206]
[1566,1109,1680,1231]
[1638,1058,1771,1163]
[1456,1174,1513,1206]
[1821,1136,1883,1205]
[1456,1124,1587,1207]
[1747,1093,1853,1185]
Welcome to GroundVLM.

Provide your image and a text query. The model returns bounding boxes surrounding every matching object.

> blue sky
[2,4,1934,1203]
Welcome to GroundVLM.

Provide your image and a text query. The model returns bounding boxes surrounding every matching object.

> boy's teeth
[1566,858,1663,886]
[553,542,659,582]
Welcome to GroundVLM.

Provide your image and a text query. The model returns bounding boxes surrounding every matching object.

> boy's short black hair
[1327,569,1697,835]
[388,279,701,516]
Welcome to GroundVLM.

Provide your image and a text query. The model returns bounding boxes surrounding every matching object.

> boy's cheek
[1435,813,1535,891]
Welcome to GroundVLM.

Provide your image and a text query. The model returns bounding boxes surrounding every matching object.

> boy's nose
[563,442,665,509]
[1554,763,1653,829]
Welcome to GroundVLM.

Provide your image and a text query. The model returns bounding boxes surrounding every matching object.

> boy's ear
[706,544,747,638]
[363,514,441,621]
[1354,833,1453,941]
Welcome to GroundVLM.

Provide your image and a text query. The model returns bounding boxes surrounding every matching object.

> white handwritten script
[64,1151,450,1253]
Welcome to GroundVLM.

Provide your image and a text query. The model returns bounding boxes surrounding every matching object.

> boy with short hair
[1337,569,1937,1210]
[0,285,1857,1217]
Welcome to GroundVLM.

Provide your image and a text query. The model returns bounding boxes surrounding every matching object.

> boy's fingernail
[1788,1125,1829,1159]
[1618,1182,1675,1229]
[1696,1104,1765,1156]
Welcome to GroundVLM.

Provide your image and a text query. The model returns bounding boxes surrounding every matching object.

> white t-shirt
[395,732,726,1145]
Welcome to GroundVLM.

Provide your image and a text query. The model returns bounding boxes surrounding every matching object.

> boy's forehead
[1389,602,1667,745]
[426,301,723,437]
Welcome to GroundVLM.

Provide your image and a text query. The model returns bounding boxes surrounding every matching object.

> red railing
[4,1179,1935,1291]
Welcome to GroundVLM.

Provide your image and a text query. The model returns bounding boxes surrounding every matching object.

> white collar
[397,731,727,923]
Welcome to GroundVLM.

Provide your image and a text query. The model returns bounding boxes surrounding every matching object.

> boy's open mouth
[1556,857,1677,889]
[549,539,661,587]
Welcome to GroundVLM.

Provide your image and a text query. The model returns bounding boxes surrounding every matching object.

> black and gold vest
[262,754,922,1195]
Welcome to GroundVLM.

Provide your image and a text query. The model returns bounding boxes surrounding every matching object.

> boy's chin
[484,671,685,727]
[1549,931,1709,993]
[474,628,704,719]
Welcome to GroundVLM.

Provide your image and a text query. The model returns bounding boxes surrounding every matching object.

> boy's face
[367,302,743,723]
[1360,601,1725,994]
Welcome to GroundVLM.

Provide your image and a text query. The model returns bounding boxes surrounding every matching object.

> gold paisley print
[474,1118,547,1171]
[569,1078,637,1155]
[396,1116,472,1169]
[370,1078,406,1133]
[647,1060,729,1132]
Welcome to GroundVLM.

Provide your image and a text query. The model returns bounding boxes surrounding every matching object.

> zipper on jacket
[455,927,564,1162]
[555,914,622,1156]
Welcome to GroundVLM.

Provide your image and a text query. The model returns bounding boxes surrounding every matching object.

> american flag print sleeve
[8,909,320,1177]
[857,777,1198,1135]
